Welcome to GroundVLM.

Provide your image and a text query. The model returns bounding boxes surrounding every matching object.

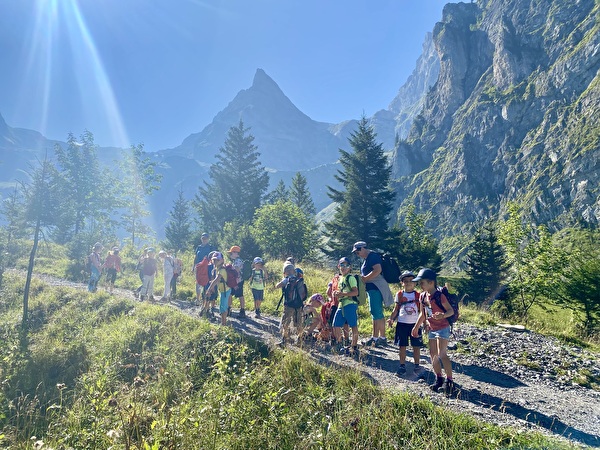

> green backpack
[345,274,367,306]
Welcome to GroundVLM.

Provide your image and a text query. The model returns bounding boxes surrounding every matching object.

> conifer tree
[265,180,288,204]
[323,117,395,257]
[465,221,507,305]
[164,188,193,253]
[53,131,117,242]
[194,120,269,230]
[290,172,316,216]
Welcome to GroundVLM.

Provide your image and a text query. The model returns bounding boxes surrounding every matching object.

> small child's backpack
[283,276,307,309]
[433,286,460,328]
[379,253,401,284]
[173,258,183,276]
[224,263,239,289]
[195,258,210,286]
[345,274,367,305]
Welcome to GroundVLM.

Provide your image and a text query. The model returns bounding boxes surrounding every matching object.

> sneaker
[255,309,261,318]
[339,346,351,356]
[443,379,455,396]
[363,337,377,346]
[238,309,246,318]
[227,307,232,316]
[430,377,444,392]
[395,365,406,376]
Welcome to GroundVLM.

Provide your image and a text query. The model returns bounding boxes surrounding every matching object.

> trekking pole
[275,293,284,312]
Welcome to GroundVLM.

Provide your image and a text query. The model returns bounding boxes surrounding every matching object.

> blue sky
[0,0,449,151]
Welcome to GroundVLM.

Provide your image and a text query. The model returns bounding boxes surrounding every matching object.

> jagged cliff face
[394,0,600,243]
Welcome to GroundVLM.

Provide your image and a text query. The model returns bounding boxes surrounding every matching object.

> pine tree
[265,180,288,204]
[465,222,508,305]
[52,131,117,242]
[164,189,193,253]
[290,172,316,216]
[323,117,395,257]
[195,120,269,230]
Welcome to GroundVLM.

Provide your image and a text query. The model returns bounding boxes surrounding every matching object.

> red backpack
[195,258,210,286]
[224,264,239,289]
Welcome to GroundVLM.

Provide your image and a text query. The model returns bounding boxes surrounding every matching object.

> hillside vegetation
[0,249,590,449]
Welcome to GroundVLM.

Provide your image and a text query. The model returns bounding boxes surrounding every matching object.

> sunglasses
[339,263,350,268]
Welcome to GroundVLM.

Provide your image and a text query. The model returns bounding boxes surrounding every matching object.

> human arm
[387,294,401,327]
[430,294,454,321]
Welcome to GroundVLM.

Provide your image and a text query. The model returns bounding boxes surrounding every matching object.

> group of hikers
[87,235,456,395]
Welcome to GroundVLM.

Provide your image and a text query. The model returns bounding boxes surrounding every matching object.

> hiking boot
[375,337,388,347]
[395,365,406,376]
[430,377,444,392]
[238,309,246,318]
[227,307,232,316]
[443,379,455,397]
[363,337,377,347]
[255,309,261,318]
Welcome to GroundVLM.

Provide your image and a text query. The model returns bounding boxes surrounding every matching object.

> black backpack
[432,286,460,328]
[379,253,401,284]
[283,276,307,309]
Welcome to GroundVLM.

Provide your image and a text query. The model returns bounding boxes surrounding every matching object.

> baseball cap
[309,293,325,305]
[228,245,241,253]
[338,257,351,266]
[352,241,367,252]
[399,270,416,282]
[253,257,264,264]
[412,268,437,282]
[212,251,224,260]
[201,232,209,238]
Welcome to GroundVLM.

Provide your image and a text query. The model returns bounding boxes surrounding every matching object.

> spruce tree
[265,180,288,204]
[195,120,269,230]
[164,188,193,253]
[323,117,394,257]
[465,222,508,305]
[290,172,316,216]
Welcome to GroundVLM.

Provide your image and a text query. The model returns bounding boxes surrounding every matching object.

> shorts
[428,326,451,340]
[394,322,423,347]
[219,289,231,314]
[106,268,117,284]
[251,288,264,301]
[332,303,359,328]
[280,306,303,331]
[231,281,244,298]
[368,290,385,321]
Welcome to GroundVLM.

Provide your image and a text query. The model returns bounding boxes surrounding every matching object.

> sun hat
[228,245,241,253]
[399,270,416,282]
[412,268,437,282]
[309,293,325,305]
[283,262,295,273]
[352,241,367,252]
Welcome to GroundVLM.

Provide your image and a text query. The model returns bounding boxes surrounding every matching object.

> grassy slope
[0,265,579,449]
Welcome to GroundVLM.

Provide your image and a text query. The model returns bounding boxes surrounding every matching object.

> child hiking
[102,246,122,295]
[205,252,230,326]
[387,271,423,376]
[331,257,360,356]
[87,242,103,293]
[276,262,307,346]
[139,248,158,301]
[158,250,174,302]
[227,246,246,318]
[411,268,455,396]
[248,257,267,318]
[301,293,326,341]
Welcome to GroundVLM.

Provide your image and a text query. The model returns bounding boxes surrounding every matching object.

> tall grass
[0,271,578,449]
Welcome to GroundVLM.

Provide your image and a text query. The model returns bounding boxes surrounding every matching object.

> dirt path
[25,272,600,448]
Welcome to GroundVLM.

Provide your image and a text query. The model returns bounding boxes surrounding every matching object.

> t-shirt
[231,257,243,283]
[423,290,451,331]
[339,274,358,308]
[360,251,383,291]
[395,290,420,324]
[142,257,157,276]
[249,269,265,290]
[194,243,215,265]
[213,267,228,294]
